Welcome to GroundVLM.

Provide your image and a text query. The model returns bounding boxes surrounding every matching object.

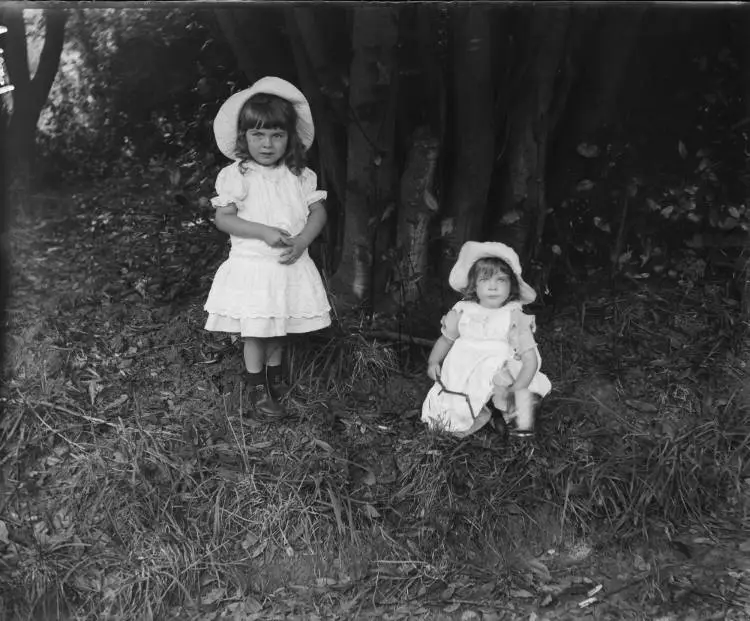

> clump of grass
[286,324,398,398]
[0,395,360,619]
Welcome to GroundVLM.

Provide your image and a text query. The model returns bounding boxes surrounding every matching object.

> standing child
[422,242,552,437]
[204,76,331,419]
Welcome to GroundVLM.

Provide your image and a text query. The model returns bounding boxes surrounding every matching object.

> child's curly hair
[235,93,306,175]
[462,257,520,303]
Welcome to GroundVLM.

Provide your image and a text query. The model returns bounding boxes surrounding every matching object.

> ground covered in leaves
[1,177,750,620]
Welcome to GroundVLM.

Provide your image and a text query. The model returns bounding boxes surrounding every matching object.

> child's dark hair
[235,93,306,175]
[463,257,520,303]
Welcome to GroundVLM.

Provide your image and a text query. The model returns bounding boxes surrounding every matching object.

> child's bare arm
[279,203,327,265]
[510,349,538,391]
[214,204,288,246]
[427,336,454,380]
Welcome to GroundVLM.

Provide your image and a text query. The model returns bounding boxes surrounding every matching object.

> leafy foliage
[35,8,241,185]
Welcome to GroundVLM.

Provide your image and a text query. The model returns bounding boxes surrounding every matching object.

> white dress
[421,301,552,436]
[204,161,332,337]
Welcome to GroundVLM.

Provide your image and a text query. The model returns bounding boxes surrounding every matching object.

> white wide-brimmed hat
[213,76,315,160]
[449,241,537,304]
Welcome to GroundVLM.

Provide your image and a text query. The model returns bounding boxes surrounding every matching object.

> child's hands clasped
[263,226,292,248]
[279,235,309,265]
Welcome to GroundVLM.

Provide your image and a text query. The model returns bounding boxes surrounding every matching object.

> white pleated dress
[204,161,332,337]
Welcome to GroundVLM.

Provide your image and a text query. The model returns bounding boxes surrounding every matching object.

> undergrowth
[1,191,748,620]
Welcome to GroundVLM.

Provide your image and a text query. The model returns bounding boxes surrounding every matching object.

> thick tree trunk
[214,9,261,84]
[494,6,572,263]
[2,6,67,206]
[0,93,9,371]
[214,8,295,84]
[330,7,399,309]
[393,126,440,306]
[285,7,348,275]
[442,5,494,257]
[571,5,647,140]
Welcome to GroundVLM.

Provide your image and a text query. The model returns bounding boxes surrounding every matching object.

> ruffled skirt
[204,251,331,337]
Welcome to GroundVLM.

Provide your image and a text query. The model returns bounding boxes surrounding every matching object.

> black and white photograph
[0,2,749,619]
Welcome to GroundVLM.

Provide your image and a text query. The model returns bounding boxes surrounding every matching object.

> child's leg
[242,337,285,419]
[511,389,542,437]
[265,337,283,367]
[264,337,286,400]
[243,338,265,374]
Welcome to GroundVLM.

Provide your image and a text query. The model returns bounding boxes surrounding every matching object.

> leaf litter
[1,177,749,620]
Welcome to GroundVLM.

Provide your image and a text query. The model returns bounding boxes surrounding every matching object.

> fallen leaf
[509,588,535,599]
[0,520,8,545]
[313,438,333,452]
[364,503,380,518]
[625,399,658,413]
[201,586,225,605]
[241,532,259,550]
[250,540,267,559]
[101,394,129,413]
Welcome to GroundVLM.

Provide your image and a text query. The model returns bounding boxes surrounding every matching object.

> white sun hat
[449,241,537,304]
[213,76,315,160]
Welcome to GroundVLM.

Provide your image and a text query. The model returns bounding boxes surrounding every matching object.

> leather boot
[247,383,286,419]
[266,365,288,402]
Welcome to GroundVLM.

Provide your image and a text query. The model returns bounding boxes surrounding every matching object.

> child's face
[475,269,512,308]
[246,128,288,166]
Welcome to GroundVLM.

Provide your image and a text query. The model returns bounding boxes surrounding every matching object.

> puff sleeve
[509,308,538,358]
[440,307,462,342]
[210,164,247,208]
[300,168,328,207]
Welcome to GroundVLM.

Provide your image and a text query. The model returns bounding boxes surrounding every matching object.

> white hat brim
[213,76,315,160]
[448,241,537,304]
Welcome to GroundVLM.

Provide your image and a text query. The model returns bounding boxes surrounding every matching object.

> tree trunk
[2,6,67,206]
[571,5,647,140]
[330,6,399,309]
[393,126,440,306]
[494,6,572,263]
[285,7,348,275]
[732,11,750,322]
[214,7,295,84]
[442,5,494,258]
[0,92,10,371]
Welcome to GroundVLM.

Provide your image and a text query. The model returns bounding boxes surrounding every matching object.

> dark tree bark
[0,91,9,372]
[214,7,295,84]
[571,5,647,140]
[329,6,399,308]
[1,6,67,205]
[285,7,348,274]
[393,126,440,305]
[442,5,494,256]
[492,6,573,263]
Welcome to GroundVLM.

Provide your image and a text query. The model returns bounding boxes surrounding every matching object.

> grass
[1,188,749,619]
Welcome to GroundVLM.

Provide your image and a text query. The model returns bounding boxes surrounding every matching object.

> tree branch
[30,8,68,114]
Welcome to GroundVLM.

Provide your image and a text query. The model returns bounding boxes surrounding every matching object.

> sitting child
[422,241,552,437]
